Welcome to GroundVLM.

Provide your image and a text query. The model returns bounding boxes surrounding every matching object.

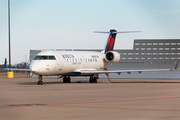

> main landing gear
[37,75,97,85]
[37,75,43,85]
[63,76,71,83]
[89,76,98,83]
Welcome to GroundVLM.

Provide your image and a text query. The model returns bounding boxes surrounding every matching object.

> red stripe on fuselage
[62,55,65,58]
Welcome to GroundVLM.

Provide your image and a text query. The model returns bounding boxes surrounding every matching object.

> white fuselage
[30,51,112,76]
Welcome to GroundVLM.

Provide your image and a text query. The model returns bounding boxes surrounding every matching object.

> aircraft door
[55,54,63,71]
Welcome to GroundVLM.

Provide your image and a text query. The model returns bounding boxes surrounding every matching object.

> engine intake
[105,51,120,63]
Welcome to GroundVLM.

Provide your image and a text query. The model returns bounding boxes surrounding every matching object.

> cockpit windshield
[40,56,48,60]
[33,55,56,60]
[33,56,40,60]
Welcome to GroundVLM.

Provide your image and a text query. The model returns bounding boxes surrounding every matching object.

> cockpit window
[40,56,48,60]
[33,56,40,60]
[33,55,56,60]
[49,56,56,60]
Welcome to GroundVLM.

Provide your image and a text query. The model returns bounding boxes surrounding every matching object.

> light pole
[7,0,13,79]
[8,0,11,68]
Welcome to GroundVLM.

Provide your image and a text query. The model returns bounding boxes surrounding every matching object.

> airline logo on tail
[104,29,117,54]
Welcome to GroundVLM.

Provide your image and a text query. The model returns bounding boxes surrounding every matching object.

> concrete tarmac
[0,78,180,120]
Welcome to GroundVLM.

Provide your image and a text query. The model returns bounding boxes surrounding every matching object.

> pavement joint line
[0,85,37,88]
[1,96,180,109]
[48,105,180,111]
[1,81,180,89]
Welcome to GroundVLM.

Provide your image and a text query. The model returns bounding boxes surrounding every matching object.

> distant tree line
[0,62,29,73]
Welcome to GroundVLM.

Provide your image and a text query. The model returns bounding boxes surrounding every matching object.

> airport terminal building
[30,39,180,79]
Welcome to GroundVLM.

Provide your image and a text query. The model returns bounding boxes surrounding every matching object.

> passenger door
[56,54,63,71]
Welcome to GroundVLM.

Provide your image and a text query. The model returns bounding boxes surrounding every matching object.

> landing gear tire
[67,77,71,83]
[37,80,43,85]
[37,75,43,85]
[63,76,71,83]
[94,78,97,83]
[63,78,66,83]
[90,79,93,83]
[89,76,98,83]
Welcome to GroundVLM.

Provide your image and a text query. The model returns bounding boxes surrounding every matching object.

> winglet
[4,58,7,69]
[174,59,179,70]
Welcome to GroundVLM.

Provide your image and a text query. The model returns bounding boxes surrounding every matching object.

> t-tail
[104,29,117,54]
[94,29,141,54]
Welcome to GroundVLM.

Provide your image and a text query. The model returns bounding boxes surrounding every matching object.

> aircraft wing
[80,68,174,75]
[3,58,30,72]
[80,59,179,76]
[4,68,30,72]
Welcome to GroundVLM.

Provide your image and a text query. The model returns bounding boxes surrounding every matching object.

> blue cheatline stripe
[105,45,109,53]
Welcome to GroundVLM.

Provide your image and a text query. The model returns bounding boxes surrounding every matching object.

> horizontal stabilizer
[94,31,141,34]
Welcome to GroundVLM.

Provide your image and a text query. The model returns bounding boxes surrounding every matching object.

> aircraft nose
[30,67,38,72]
[30,63,39,73]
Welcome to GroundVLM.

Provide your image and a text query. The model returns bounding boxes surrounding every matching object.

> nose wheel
[37,75,43,85]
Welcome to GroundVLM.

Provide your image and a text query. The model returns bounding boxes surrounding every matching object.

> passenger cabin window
[33,55,56,60]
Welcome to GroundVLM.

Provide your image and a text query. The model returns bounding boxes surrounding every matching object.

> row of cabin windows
[65,58,98,62]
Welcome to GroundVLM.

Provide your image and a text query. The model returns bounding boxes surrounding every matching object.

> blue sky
[0,0,180,64]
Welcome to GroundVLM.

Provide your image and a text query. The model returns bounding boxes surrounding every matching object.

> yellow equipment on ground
[7,71,14,78]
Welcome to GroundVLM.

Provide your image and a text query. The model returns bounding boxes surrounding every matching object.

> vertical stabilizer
[4,58,7,68]
[104,29,117,54]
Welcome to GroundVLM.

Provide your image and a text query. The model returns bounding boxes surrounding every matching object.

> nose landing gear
[37,75,43,85]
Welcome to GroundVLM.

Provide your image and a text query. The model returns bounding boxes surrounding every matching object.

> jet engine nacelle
[104,51,120,63]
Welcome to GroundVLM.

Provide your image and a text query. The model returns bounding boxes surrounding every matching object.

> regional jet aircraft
[4,29,179,85]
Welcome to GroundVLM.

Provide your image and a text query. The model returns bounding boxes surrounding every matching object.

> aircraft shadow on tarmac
[17,80,180,85]
[18,80,104,85]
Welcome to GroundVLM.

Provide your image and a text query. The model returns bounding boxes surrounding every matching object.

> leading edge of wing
[4,68,30,72]
[3,58,30,72]
[80,59,179,75]
[80,68,175,75]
